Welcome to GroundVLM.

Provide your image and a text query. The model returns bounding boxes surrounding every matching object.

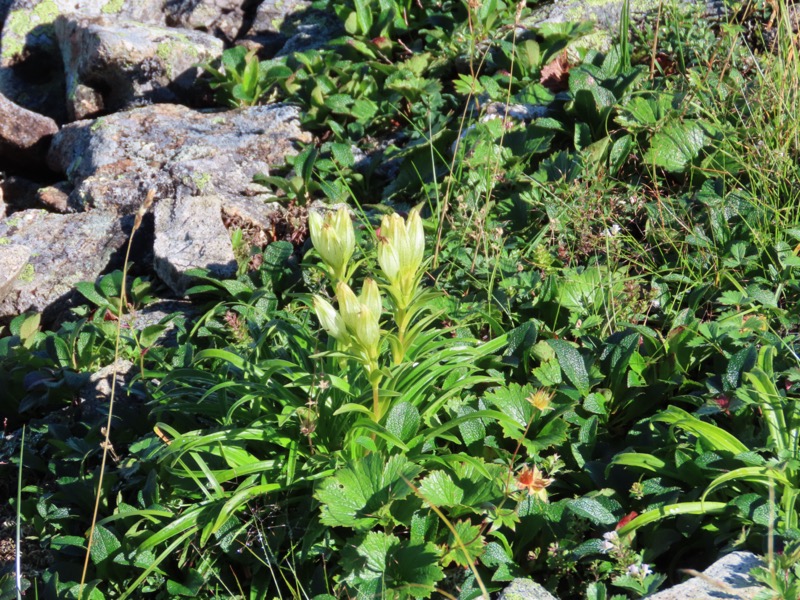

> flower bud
[336,280,382,358]
[308,206,355,281]
[360,278,382,323]
[377,209,425,307]
[313,295,349,343]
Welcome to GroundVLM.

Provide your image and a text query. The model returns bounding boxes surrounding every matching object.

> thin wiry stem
[79,189,156,599]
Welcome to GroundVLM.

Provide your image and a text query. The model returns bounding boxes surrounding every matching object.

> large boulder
[0,209,127,318]
[0,91,58,168]
[55,15,223,120]
[163,0,248,43]
[648,551,765,600]
[153,194,237,295]
[47,102,311,214]
[0,0,167,122]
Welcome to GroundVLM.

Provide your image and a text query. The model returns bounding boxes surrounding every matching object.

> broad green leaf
[442,520,485,567]
[548,339,590,396]
[418,470,464,507]
[644,119,706,172]
[316,454,422,530]
[89,525,121,565]
[385,402,420,443]
[567,497,617,525]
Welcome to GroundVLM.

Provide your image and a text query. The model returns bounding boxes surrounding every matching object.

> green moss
[192,172,212,193]
[0,238,9,245]
[102,0,125,14]
[5,217,20,228]
[17,263,35,284]
[2,1,60,60]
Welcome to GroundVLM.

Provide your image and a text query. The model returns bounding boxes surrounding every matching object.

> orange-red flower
[516,465,553,502]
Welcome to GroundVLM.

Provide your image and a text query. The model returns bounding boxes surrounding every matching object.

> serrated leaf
[644,119,706,172]
[483,383,535,437]
[442,520,485,567]
[316,454,421,530]
[418,470,464,507]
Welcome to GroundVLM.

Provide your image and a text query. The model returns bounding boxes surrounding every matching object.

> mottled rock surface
[164,0,247,43]
[649,552,766,600]
[0,92,58,167]
[153,194,237,295]
[498,578,559,600]
[0,243,31,301]
[47,103,311,213]
[0,209,126,317]
[523,0,729,46]
[242,0,313,54]
[55,15,223,120]
[0,0,167,121]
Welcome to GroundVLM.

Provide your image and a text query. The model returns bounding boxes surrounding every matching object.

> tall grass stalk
[15,426,24,600]
[79,189,155,599]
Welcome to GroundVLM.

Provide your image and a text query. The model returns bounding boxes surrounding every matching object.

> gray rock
[251,0,311,36]
[47,102,311,214]
[648,551,766,600]
[522,0,729,51]
[55,15,223,120]
[0,243,31,301]
[498,578,559,600]
[153,194,237,295]
[81,358,134,404]
[0,0,167,122]
[275,10,343,57]
[0,209,126,318]
[0,92,58,167]
[164,0,247,43]
[241,0,313,55]
[0,181,5,219]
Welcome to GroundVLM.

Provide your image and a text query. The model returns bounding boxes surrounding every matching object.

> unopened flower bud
[313,295,349,343]
[309,206,355,281]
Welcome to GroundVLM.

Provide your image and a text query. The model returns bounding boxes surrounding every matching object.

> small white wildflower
[600,531,618,553]
[601,223,622,237]
[627,564,640,576]
[641,564,652,576]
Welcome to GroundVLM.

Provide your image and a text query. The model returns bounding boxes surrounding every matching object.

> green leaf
[483,383,535,437]
[89,525,121,565]
[418,470,464,507]
[548,339,590,396]
[342,532,444,599]
[352,0,374,35]
[166,570,204,596]
[617,501,728,535]
[567,497,617,525]
[654,406,749,455]
[644,119,707,172]
[316,454,422,530]
[442,520,485,567]
[385,402,420,443]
